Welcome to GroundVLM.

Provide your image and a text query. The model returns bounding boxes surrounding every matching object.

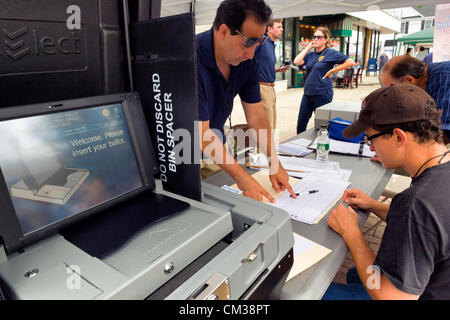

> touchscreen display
[0,104,143,235]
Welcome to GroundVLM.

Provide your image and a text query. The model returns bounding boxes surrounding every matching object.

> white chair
[381,174,412,201]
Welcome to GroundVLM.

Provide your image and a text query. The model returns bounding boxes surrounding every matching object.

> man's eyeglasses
[363,131,390,146]
[312,35,325,40]
[234,29,268,47]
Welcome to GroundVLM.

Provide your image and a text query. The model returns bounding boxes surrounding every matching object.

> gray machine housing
[0,0,294,300]
[0,181,293,300]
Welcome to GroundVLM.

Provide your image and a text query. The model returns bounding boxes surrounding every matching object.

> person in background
[293,26,354,134]
[380,54,450,144]
[324,84,450,300]
[254,18,287,129]
[423,52,433,67]
[378,51,389,86]
[406,47,413,56]
[378,52,388,73]
[415,45,427,60]
[196,0,295,202]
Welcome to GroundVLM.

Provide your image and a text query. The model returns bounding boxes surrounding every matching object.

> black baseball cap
[343,84,442,138]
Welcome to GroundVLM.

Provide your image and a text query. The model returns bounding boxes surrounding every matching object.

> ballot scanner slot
[61,190,190,258]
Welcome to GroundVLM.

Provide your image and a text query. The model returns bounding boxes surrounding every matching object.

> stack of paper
[271,176,350,224]
[230,170,350,225]
[249,154,341,175]
[276,138,314,157]
[287,233,332,281]
[287,168,352,183]
[310,138,375,158]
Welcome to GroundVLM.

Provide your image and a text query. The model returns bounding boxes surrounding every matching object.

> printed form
[271,176,350,224]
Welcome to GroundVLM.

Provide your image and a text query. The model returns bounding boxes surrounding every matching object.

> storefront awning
[396,27,434,44]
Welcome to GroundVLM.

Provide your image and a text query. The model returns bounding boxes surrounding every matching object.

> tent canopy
[161,0,443,26]
[397,27,434,44]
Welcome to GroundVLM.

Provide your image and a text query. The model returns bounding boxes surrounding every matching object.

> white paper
[310,138,375,158]
[292,232,315,256]
[284,138,312,147]
[221,185,243,195]
[276,143,314,157]
[287,233,332,281]
[249,154,341,174]
[271,176,350,224]
[287,169,352,182]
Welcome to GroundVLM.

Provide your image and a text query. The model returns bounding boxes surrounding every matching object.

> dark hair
[374,119,444,144]
[384,55,427,80]
[406,47,412,53]
[213,0,272,32]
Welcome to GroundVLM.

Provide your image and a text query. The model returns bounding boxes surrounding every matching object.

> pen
[290,189,319,198]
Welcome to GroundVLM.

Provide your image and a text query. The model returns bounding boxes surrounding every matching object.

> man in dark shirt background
[380,55,450,143]
[197,0,295,202]
[254,18,287,129]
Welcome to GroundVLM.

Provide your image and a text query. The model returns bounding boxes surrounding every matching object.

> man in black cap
[323,83,450,300]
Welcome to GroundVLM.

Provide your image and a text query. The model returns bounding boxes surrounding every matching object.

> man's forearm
[343,230,418,300]
[342,231,377,298]
[369,201,389,221]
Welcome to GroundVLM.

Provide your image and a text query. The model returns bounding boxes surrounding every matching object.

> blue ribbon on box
[328,117,365,143]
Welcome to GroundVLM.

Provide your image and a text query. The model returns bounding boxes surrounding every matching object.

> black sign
[131,13,201,201]
[0,0,125,107]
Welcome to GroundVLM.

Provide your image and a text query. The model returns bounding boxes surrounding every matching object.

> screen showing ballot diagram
[0,104,143,235]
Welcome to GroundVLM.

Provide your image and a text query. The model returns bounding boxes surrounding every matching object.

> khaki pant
[259,84,277,129]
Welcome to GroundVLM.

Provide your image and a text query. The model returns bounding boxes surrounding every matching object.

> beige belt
[258,82,275,87]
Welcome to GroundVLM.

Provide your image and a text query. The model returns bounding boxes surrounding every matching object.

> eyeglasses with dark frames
[364,131,391,146]
[233,29,268,47]
[312,35,325,40]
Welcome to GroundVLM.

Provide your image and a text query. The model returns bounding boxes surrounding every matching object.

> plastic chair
[353,68,361,88]
[381,174,412,201]
[342,68,354,88]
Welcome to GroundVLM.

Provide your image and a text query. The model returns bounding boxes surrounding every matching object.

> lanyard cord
[412,150,450,179]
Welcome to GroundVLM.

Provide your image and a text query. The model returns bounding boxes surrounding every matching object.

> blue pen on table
[290,189,319,198]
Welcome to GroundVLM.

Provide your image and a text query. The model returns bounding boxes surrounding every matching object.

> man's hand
[342,188,375,211]
[235,173,276,203]
[278,64,288,73]
[269,165,297,198]
[328,204,360,239]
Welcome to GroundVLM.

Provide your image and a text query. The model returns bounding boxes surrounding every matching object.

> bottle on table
[316,125,330,162]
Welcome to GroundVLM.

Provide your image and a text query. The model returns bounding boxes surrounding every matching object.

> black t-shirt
[374,161,450,299]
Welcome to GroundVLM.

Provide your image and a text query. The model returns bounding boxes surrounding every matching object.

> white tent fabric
[161,0,441,25]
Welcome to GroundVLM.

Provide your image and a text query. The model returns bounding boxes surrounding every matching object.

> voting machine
[0,93,293,300]
[0,0,294,300]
